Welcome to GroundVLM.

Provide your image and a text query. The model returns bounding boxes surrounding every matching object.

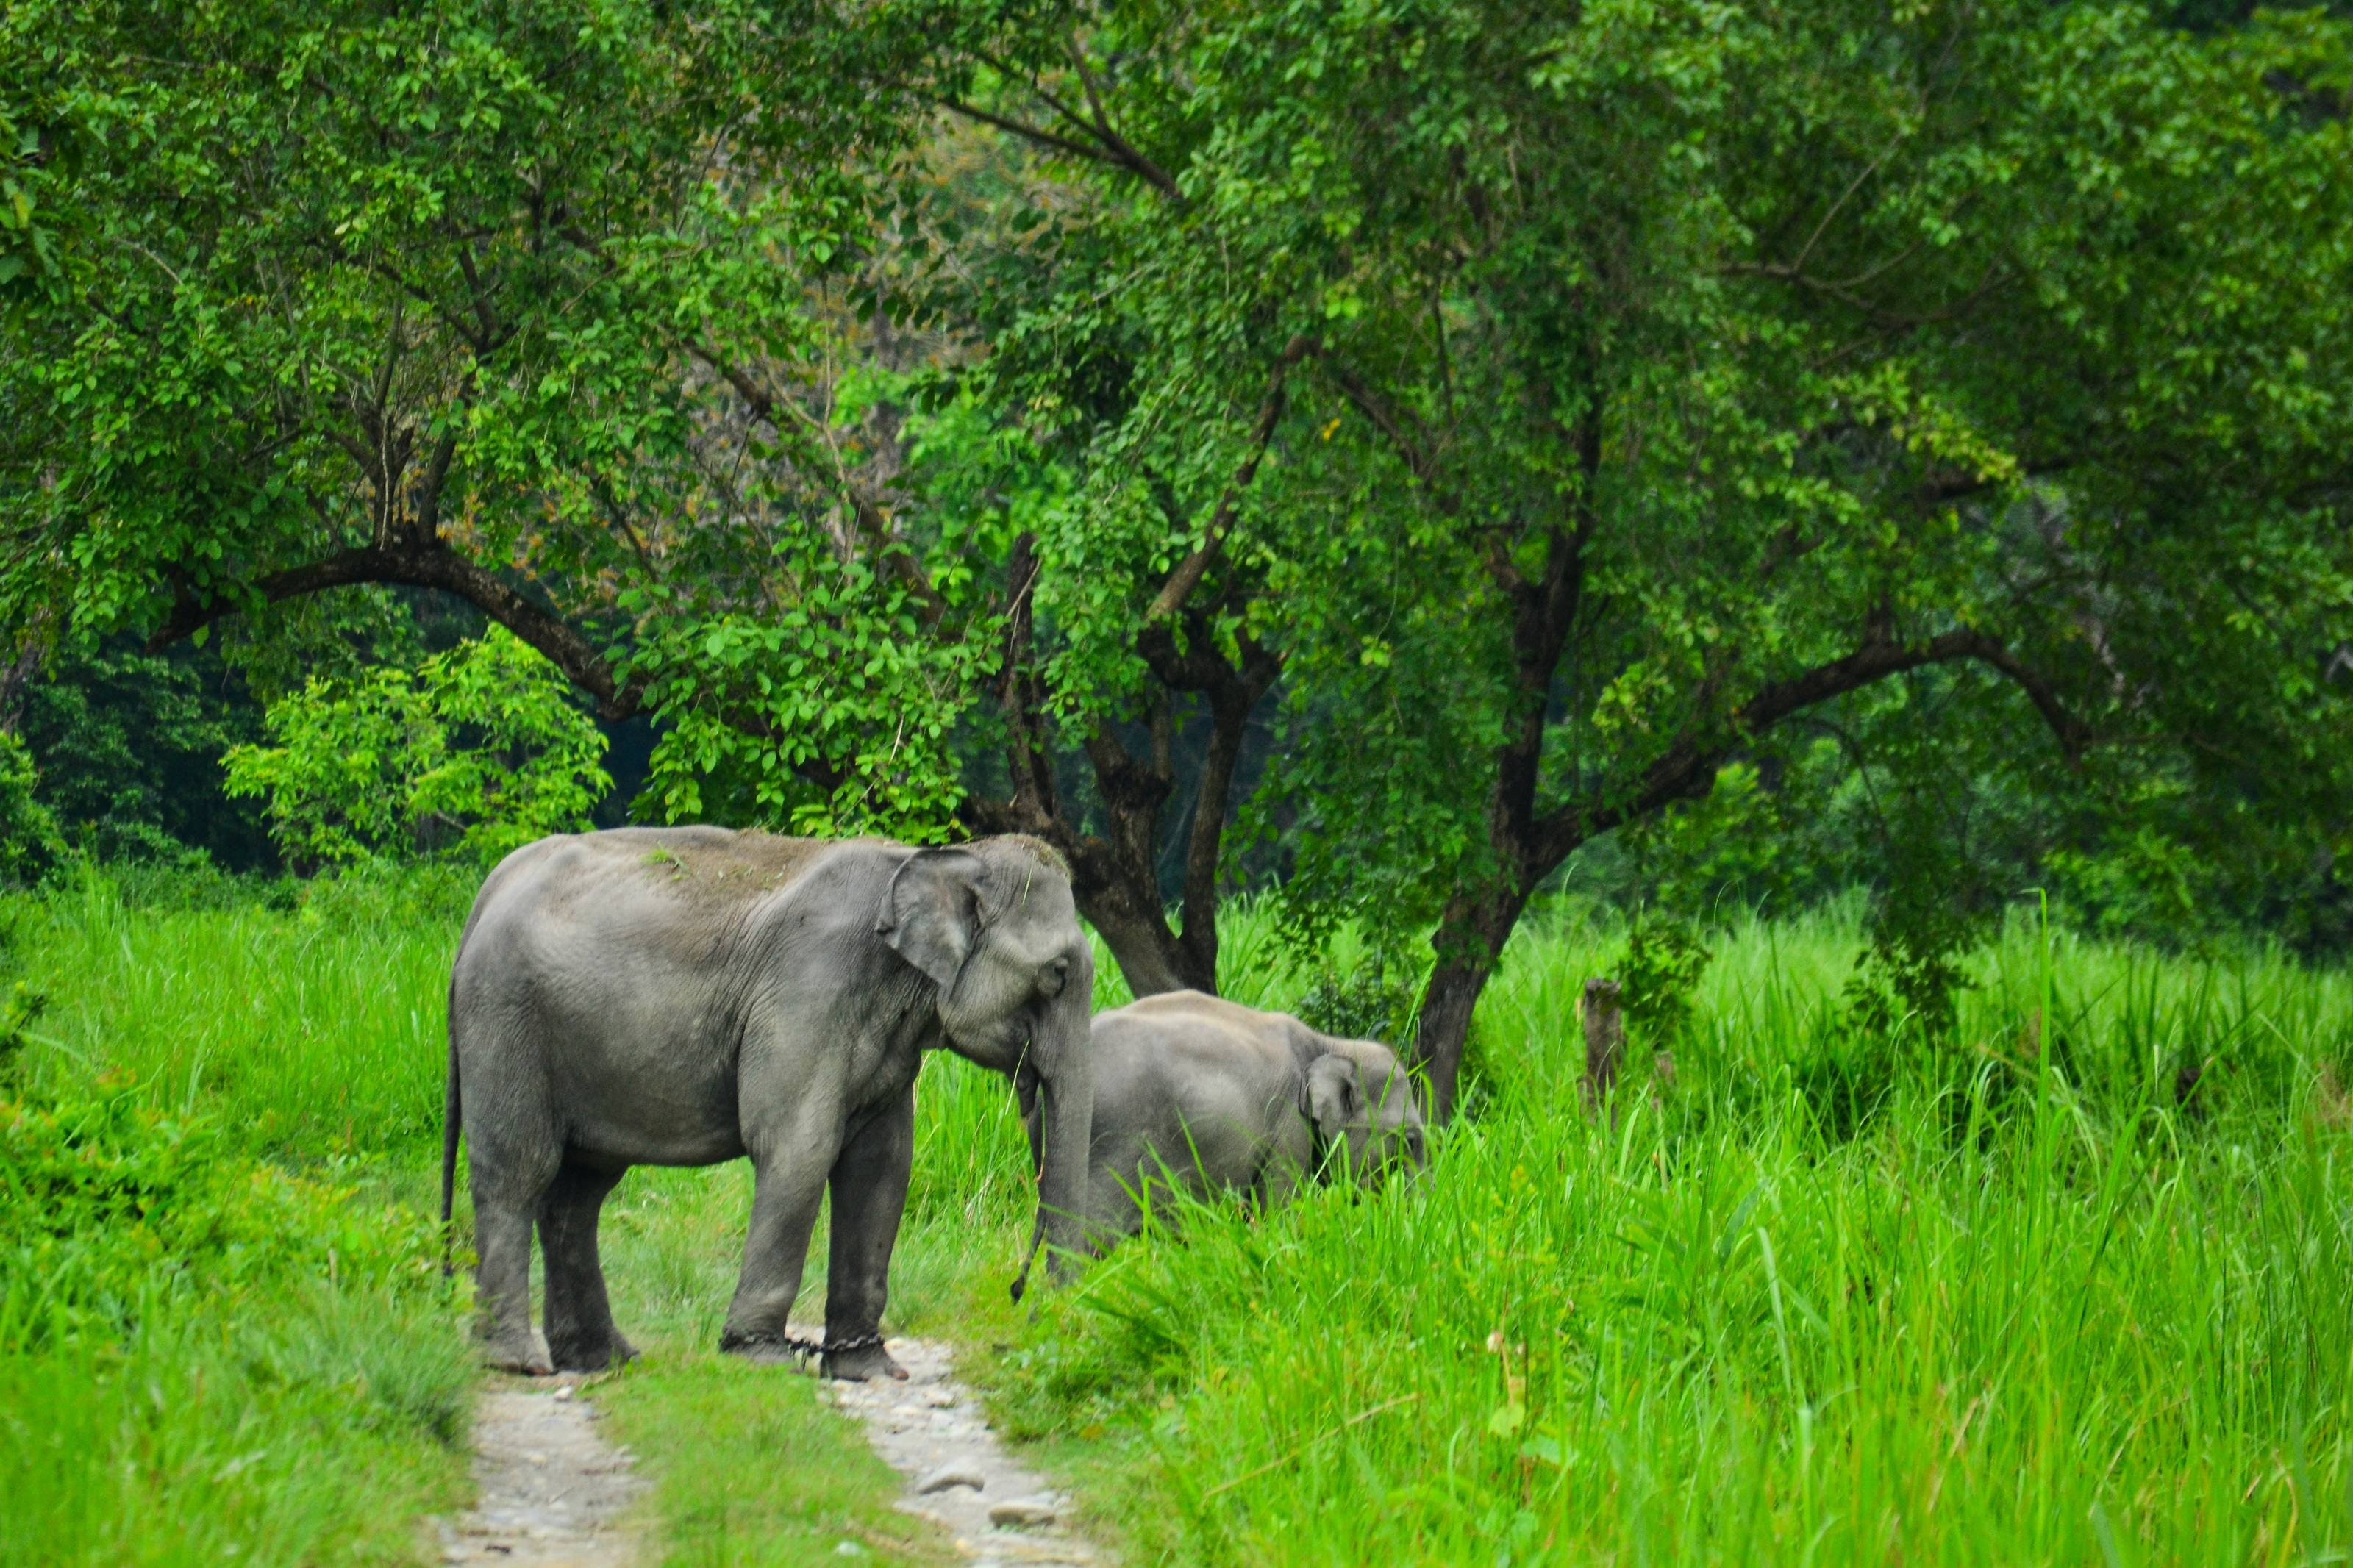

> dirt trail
[817,1329,1107,1567]
[439,1376,646,1567]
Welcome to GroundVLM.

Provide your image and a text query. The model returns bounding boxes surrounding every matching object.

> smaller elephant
[1024,989,1426,1263]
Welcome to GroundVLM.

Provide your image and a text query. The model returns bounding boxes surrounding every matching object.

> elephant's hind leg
[461,1037,561,1377]
[538,1159,636,1372]
[471,1158,557,1377]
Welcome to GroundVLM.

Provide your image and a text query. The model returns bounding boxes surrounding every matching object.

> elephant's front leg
[718,1106,838,1361]
[821,1086,915,1381]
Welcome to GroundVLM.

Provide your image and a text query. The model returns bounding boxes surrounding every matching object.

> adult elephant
[440,828,1093,1381]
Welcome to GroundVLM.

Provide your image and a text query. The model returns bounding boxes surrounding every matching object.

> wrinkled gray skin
[1021,990,1424,1261]
[443,828,1093,1381]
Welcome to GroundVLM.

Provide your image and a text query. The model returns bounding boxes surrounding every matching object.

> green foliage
[1615,914,1714,1050]
[938,0,2353,1018]
[0,870,472,1566]
[1843,909,1981,1050]
[0,1289,471,1567]
[10,0,2353,1028]
[1293,954,1418,1044]
[0,0,907,633]
[629,558,988,840]
[0,731,58,885]
[0,1080,445,1351]
[224,629,609,867]
[0,981,43,1088]
[960,903,2353,1567]
[0,868,460,1153]
[17,641,271,869]
[13,867,2353,1562]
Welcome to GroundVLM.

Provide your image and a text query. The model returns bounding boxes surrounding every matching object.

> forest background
[8,4,2353,1565]
[5,0,2353,1105]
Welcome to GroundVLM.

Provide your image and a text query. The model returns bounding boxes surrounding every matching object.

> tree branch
[1530,626,2090,867]
[1327,359,1437,484]
[1146,335,1315,623]
[945,48,1184,201]
[698,348,949,626]
[145,543,645,722]
[938,96,1181,200]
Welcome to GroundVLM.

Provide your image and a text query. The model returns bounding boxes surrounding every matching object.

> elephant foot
[479,1327,554,1378]
[823,1340,907,1383]
[717,1328,804,1367]
[549,1330,639,1373]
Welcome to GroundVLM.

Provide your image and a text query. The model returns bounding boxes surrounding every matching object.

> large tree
[929,0,2353,1114]
[0,0,961,796]
[12,0,2353,1104]
[1,0,1299,973]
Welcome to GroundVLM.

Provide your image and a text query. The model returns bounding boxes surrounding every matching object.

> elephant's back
[1091,994,1301,1114]
[1101,990,1303,1052]
[466,828,895,939]
[501,827,891,909]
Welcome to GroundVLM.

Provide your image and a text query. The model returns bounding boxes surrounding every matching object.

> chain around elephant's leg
[820,1089,914,1381]
[717,1142,831,1361]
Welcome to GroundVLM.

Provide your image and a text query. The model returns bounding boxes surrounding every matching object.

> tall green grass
[947,905,2353,1564]
[0,1290,471,1567]
[0,868,476,1565]
[9,868,2353,1564]
[1,865,467,1155]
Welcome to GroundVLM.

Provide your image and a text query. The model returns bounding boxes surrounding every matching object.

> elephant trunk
[1012,977,1093,1302]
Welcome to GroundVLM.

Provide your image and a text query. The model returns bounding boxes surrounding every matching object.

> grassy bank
[7,866,2352,1563]
[0,866,932,1565]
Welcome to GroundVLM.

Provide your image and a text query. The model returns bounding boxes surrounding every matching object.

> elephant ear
[1303,1053,1362,1134]
[877,847,988,988]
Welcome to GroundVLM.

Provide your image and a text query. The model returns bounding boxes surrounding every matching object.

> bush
[0,731,60,886]
[0,1075,446,1351]
[13,640,276,873]
[1294,953,1418,1043]
[224,627,609,868]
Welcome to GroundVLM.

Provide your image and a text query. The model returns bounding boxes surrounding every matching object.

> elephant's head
[877,837,1094,1292]
[1304,1044,1427,1181]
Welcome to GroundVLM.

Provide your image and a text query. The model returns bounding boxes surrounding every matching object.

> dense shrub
[0,1076,445,1351]
[225,628,609,868]
[14,642,275,873]
[0,731,60,886]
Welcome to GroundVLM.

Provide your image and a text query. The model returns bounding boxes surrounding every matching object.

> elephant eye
[1041,958,1071,998]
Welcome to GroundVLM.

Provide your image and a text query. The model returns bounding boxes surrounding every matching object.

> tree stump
[1582,978,1624,1113]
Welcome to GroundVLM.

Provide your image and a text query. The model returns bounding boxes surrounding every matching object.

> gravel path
[817,1331,1107,1567]
[439,1377,645,1567]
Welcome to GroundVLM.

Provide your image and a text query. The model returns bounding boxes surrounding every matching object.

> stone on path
[439,1374,645,1567]
[918,1464,989,1495]
[807,1325,1108,1567]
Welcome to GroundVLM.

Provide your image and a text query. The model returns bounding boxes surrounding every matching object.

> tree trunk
[973,540,1270,1001]
[0,636,41,737]
[1410,884,1531,1121]
[1412,958,1491,1125]
[1581,978,1624,1112]
[1081,880,1213,998]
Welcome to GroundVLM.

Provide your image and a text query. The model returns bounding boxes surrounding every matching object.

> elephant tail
[439,1034,461,1280]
